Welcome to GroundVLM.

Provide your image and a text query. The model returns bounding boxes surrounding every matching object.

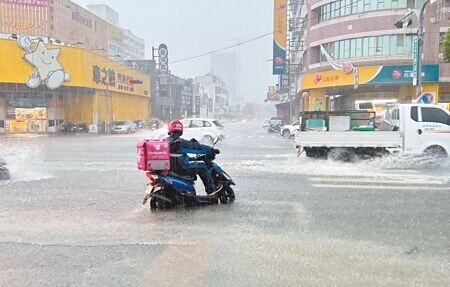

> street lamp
[395,0,437,97]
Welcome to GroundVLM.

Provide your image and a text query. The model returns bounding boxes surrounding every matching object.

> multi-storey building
[0,1,145,61]
[0,1,150,133]
[87,4,145,61]
[297,0,450,112]
[123,29,145,60]
[0,0,108,52]
[195,72,230,118]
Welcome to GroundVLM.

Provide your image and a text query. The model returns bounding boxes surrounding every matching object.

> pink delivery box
[137,139,171,172]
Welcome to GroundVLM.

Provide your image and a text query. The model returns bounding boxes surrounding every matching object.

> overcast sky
[73,0,278,103]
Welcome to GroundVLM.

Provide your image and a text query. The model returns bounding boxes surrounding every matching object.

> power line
[168,0,370,65]
[128,1,421,69]
[169,32,275,64]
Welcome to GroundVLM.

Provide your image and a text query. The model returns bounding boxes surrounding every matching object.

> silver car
[111,120,137,134]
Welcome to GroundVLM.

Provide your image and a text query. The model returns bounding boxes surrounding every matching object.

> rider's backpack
[137,139,170,172]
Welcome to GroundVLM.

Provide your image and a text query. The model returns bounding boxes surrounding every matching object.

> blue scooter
[142,138,235,209]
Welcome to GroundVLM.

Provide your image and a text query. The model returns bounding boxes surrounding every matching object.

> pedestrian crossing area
[307,172,450,191]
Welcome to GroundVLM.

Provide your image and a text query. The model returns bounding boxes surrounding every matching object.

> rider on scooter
[166,120,223,195]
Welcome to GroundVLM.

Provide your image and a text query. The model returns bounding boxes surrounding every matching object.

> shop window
[48,120,55,127]
[0,120,4,129]
[421,107,450,125]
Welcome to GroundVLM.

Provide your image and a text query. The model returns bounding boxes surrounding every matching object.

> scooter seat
[167,172,196,183]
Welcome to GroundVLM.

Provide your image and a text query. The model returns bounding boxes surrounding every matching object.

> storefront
[299,64,447,112]
[0,37,151,133]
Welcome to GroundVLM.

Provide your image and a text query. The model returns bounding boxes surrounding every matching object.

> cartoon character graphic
[17,35,70,89]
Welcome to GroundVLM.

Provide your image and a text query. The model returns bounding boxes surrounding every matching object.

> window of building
[351,0,358,13]
[363,0,372,11]
[368,37,376,56]
[334,41,340,59]
[343,39,350,58]
[355,38,363,57]
[377,0,385,9]
[382,35,390,55]
[392,0,400,8]
[376,36,383,55]
[344,0,352,15]
[350,38,357,58]
[396,34,404,54]
[421,107,450,125]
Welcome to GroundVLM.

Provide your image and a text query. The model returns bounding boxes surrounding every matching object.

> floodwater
[0,121,449,286]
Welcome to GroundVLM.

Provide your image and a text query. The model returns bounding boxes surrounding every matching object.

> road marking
[138,243,215,287]
[312,183,450,191]
[309,177,446,186]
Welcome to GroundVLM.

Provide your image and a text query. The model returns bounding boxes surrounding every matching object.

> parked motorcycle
[0,157,10,181]
[138,137,235,209]
[267,123,283,133]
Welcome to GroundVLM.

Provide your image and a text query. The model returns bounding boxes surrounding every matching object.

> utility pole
[395,0,437,98]
[416,0,431,97]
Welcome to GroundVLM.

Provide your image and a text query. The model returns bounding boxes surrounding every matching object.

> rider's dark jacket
[166,133,214,175]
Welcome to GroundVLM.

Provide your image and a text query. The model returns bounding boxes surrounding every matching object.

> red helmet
[168,120,183,135]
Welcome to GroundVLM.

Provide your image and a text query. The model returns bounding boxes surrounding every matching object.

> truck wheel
[329,148,356,162]
[282,130,291,138]
[424,146,448,159]
[305,148,314,158]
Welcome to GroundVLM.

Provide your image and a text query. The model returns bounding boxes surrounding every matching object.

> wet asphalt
[0,120,449,286]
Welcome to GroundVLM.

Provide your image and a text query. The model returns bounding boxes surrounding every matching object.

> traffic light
[394,12,413,29]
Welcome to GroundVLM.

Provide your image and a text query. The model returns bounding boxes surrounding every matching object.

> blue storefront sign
[369,64,439,84]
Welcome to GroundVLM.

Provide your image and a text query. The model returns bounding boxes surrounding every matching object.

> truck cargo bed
[295,131,402,148]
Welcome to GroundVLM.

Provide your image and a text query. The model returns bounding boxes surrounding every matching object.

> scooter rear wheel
[219,186,235,204]
[150,189,179,210]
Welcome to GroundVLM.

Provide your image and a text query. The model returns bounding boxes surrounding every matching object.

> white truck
[295,104,450,159]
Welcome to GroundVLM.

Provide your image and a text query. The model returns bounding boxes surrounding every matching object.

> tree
[443,30,450,62]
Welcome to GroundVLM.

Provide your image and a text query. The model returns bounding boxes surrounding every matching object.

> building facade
[210,52,239,107]
[0,38,150,133]
[86,3,119,26]
[0,0,145,61]
[297,0,450,112]
[195,72,230,118]
[123,29,145,60]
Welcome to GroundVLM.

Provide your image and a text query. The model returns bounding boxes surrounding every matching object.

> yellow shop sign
[301,66,381,90]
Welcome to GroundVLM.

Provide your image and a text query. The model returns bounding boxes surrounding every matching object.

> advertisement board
[0,0,49,6]
[301,65,439,90]
[0,39,150,97]
[273,0,287,75]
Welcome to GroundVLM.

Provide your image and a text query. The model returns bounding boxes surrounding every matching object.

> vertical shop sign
[273,0,287,75]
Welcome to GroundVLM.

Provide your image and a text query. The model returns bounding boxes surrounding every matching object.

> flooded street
[1,120,449,286]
